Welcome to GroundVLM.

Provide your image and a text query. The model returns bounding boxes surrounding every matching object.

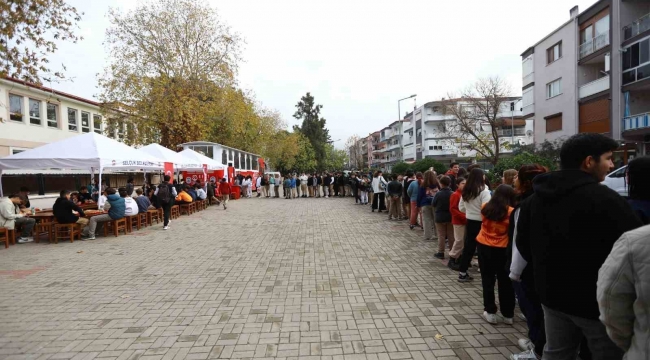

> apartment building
[523,1,650,163]
[378,120,406,172]
[0,77,107,156]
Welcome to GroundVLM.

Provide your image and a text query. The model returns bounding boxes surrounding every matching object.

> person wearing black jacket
[350,173,360,203]
[323,173,331,198]
[337,174,346,197]
[432,176,453,259]
[53,190,88,229]
[516,134,642,359]
[402,171,415,221]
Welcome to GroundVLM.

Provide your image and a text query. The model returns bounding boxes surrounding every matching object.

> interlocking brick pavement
[0,197,528,360]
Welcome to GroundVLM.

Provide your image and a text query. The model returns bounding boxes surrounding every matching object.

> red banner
[163,162,174,178]
[202,164,208,182]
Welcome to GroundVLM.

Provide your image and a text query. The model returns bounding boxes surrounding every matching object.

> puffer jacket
[0,197,23,229]
[597,224,650,359]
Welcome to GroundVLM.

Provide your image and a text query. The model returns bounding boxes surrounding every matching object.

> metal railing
[623,13,650,42]
[496,128,526,137]
[623,112,650,131]
[579,32,609,59]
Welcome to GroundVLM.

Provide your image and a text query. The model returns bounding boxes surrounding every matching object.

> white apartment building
[0,77,108,157]
[378,120,406,172]
[523,1,650,163]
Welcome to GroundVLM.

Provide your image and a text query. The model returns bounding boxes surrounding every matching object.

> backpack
[158,183,172,204]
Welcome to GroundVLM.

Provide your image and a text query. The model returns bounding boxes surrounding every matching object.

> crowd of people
[344,133,649,360]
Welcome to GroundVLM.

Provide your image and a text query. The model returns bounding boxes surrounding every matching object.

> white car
[601,165,628,197]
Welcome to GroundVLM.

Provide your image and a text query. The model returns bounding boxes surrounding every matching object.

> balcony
[579,32,609,59]
[579,76,610,99]
[522,72,534,87]
[623,112,650,131]
[522,104,534,117]
[425,113,456,122]
[623,13,650,42]
[496,128,526,137]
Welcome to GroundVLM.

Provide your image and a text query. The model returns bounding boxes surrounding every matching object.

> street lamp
[398,94,417,121]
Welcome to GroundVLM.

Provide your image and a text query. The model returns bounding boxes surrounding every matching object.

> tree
[442,77,515,165]
[412,158,446,175]
[98,0,243,148]
[294,134,317,173]
[265,131,298,174]
[293,92,331,169]
[345,135,365,169]
[391,161,411,175]
[1,0,83,83]
[322,144,347,171]
[492,152,557,179]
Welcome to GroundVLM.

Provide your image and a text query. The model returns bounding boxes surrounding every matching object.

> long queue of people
[347,133,650,360]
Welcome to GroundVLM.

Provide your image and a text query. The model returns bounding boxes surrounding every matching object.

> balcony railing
[522,72,534,87]
[579,32,609,59]
[579,76,610,99]
[623,112,650,131]
[496,128,526,137]
[522,104,534,116]
[623,13,650,42]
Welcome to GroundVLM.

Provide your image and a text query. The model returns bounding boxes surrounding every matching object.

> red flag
[164,162,174,178]
[202,164,208,182]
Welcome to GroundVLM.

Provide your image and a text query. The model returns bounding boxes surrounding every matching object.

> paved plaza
[0,197,527,360]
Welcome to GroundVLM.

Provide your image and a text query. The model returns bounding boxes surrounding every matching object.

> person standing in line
[283,175,292,199]
[502,169,518,187]
[508,164,548,359]
[386,175,403,220]
[597,223,650,360]
[263,175,270,198]
[256,175,263,198]
[269,174,275,198]
[290,174,297,199]
[322,173,329,198]
[357,175,368,205]
[402,171,415,221]
[333,172,340,197]
[445,162,460,191]
[516,133,642,359]
[448,177,466,270]
[307,174,314,197]
[338,173,346,197]
[475,184,516,325]
[457,168,491,282]
[626,156,650,224]
[418,170,440,241]
[350,173,361,204]
[247,176,254,198]
[433,176,454,260]
[371,171,388,212]
[218,178,231,209]
[154,175,177,230]
[314,173,321,198]
[407,172,422,230]
[300,173,308,198]
[275,174,282,198]
[345,173,352,197]
[328,173,335,198]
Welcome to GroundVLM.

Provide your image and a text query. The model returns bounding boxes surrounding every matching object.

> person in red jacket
[218,178,231,210]
[448,177,467,270]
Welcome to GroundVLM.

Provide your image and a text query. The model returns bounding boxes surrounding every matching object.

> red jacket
[219,182,231,195]
[450,189,466,225]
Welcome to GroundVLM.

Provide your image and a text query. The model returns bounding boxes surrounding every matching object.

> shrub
[412,158,447,175]
[391,162,411,175]
[492,152,556,178]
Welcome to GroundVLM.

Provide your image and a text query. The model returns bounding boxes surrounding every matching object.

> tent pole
[0,169,3,197]
[98,167,103,210]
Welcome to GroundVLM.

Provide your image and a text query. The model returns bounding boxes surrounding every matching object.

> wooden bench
[171,205,180,219]
[54,223,81,243]
[34,222,54,243]
[179,204,192,216]
[103,218,128,237]
[147,209,161,225]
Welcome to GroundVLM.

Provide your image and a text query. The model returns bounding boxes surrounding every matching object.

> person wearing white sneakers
[474,184,516,325]
[0,193,35,243]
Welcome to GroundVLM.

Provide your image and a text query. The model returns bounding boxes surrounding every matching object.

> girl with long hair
[476,184,516,325]
[447,177,466,270]
[502,169,518,186]
[627,156,650,224]
[457,168,491,282]
[418,170,440,241]
[508,164,548,358]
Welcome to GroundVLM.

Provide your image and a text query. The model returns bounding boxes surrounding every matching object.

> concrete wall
[533,18,579,144]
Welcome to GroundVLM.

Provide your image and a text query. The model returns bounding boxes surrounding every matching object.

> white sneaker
[17,237,34,243]
[518,338,534,352]
[163,226,170,230]
[503,316,514,325]
[482,311,498,324]
[510,350,538,360]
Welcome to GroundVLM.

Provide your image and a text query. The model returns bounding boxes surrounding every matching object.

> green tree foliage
[411,158,447,175]
[391,162,411,175]
[492,152,557,179]
[322,144,347,171]
[294,134,318,173]
[293,92,331,169]
[1,0,83,83]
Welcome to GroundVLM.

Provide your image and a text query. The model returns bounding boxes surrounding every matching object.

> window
[10,147,28,155]
[47,103,58,128]
[546,114,562,133]
[429,146,434,150]
[29,99,41,125]
[93,115,102,133]
[547,42,562,64]
[595,15,609,37]
[117,120,124,140]
[81,112,90,133]
[68,108,78,131]
[546,79,562,99]
[234,151,240,168]
[9,94,23,122]
[222,149,228,165]
[581,25,593,44]
[252,156,258,171]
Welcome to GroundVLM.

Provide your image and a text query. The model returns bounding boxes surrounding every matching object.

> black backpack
[158,183,172,204]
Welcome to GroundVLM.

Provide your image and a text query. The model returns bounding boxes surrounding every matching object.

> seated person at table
[175,185,193,205]
[79,187,93,202]
[134,189,154,213]
[195,184,207,201]
[70,192,84,205]
[18,186,31,210]
[97,190,108,209]
[120,187,139,216]
[53,190,89,230]
[83,187,124,240]
[0,193,36,243]
[187,186,198,202]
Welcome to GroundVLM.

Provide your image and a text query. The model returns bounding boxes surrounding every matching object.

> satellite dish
[526,130,533,137]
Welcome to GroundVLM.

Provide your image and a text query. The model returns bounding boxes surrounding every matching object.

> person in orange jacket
[175,185,193,205]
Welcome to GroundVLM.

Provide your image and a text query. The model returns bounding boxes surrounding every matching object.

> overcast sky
[46,0,598,148]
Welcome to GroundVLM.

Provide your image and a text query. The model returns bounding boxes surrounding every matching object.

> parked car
[602,165,628,197]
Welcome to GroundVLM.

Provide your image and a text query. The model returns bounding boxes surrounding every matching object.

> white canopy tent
[139,144,203,171]
[0,132,165,197]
